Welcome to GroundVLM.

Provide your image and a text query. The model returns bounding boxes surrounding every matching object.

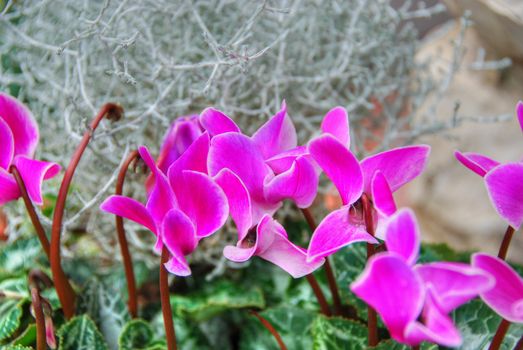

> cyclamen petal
[251,101,297,159]
[351,254,425,342]
[320,106,350,147]
[454,151,500,177]
[472,253,523,323]
[12,156,61,205]
[371,171,396,217]
[0,93,39,157]
[309,134,363,206]
[517,101,523,133]
[167,132,210,184]
[199,108,240,137]
[0,168,20,205]
[100,195,157,234]
[307,206,378,262]
[264,156,319,208]
[172,170,228,238]
[384,208,420,265]
[265,146,309,174]
[360,145,430,194]
[0,118,14,169]
[485,162,523,229]
[161,209,198,276]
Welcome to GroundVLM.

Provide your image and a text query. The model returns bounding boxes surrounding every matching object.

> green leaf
[171,280,265,321]
[239,306,316,350]
[0,300,25,342]
[0,237,43,275]
[452,299,523,350]
[10,324,36,347]
[371,340,438,349]
[1,345,34,350]
[57,315,108,350]
[311,315,367,350]
[118,319,154,350]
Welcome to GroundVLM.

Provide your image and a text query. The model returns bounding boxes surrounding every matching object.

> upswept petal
[12,156,61,205]
[199,108,240,137]
[320,106,350,147]
[0,93,39,157]
[139,146,177,223]
[309,134,363,206]
[371,171,396,217]
[0,168,20,205]
[415,262,494,313]
[167,132,210,184]
[100,195,157,234]
[454,151,500,177]
[214,168,252,241]
[405,289,462,347]
[264,156,319,208]
[485,162,523,229]
[351,254,425,342]
[208,133,272,203]
[307,206,378,262]
[384,208,420,265]
[256,216,325,278]
[517,101,523,133]
[265,146,308,174]
[360,145,430,194]
[472,253,523,323]
[173,170,228,238]
[162,209,197,255]
[0,118,14,169]
[251,101,297,159]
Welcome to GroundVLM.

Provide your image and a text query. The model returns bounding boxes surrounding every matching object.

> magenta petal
[454,151,500,177]
[472,253,523,323]
[485,162,523,229]
[100,195,157,234]
[384,208,420,265]
[256,216,325,278]
[0,118,14,169]
[360,145,430,194]
[199,108,240,137]
[265,146,308,174]
[209,133,272,203]
[415,262,494,313]
[167,132,210,184]
[12,156,60,205]
[0,169,20,205]
[351,254,425,342]
[309,134,363,206]
[517,101,523,133]
[0,93,39,157]
[173,170,228,238]
[405,289,462,347]
[161,209,198,276]
[264,156,319,208]
[371,171,396,217]
[164,254,192,277]
[307,206,378,262]
[320,106,350,147]
[214,168,252,241]
[251,101,297,159]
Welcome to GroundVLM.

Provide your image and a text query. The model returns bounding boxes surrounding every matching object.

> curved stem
[50,103,124,319]
[160,247,177,350]
[250,310,288,350]
[489,319,510,350]
[9,165,50,258]
[361,193,378,347]
[115,150,140,318]
[300,208,342,315]
[305,274,331,316]
[497,226,515,260]
[514,334,523,350]
[30,287,46,350]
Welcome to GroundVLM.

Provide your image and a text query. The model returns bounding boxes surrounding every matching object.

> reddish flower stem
[411,346,420,350]
[361,193,378,347]
[514,334,523,350]
[305,274,331,316]
[497,226,515,260]
[160,247,177,350]
[300,208,342,315]
[489,319,510,350]
[30,287,46,350]
[9,165,50,258]
[250,310,288,350]
[50,103,124,319]
[115,150,140,318]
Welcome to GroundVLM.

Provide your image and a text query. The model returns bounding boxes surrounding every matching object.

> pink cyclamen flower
[101,144,228,276]
[351,208,494,347]
[472,253,523,323]
[306,108,430,261]
[204,103,322,277]
[455,101,523,229]
[0,93,61,205]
